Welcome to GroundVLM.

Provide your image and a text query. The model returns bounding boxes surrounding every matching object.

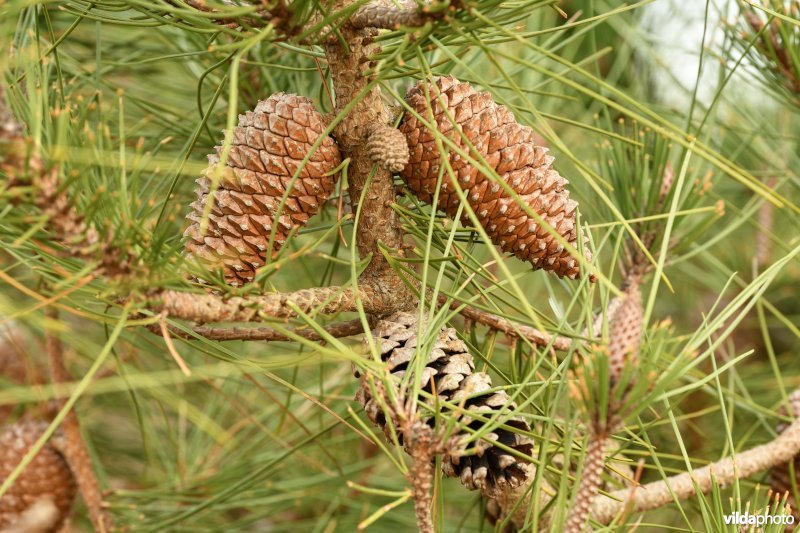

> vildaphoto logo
[722,511,795,526]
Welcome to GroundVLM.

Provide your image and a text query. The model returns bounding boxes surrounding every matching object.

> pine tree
[1,0,799,531]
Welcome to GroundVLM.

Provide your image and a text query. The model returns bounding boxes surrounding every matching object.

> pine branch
[590,390,800,523]
[442,294,576,351]
[149,317,369,341]
[350,0,464,29]
[150,286,359,322]
[756,177,778,268]
[563,279,641,532]
[323,5,407,275]
[367,383,439,533]
[163,0,297,35]
[496,389,800,529]
[149,275,409,323]
[351,1,428,29]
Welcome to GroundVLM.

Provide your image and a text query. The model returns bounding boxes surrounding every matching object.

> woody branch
[590,391,800,524]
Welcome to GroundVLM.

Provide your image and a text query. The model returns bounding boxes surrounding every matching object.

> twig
[163,0,290,32]
[150,285,360,323]
[441,294,576,351]
[495,390,800,529]
[44,310,113,533]
[606,277,642,385]
[148,317,368,342]
[350,0,462,30]
[351,2,428,29]
[589,392,800,523]
[159,313,192,376]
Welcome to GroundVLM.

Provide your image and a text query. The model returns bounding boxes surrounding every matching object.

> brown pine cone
[185,93,342,286]
[399,76,593,279]
[356,312,533,497]
[0,422,77,532]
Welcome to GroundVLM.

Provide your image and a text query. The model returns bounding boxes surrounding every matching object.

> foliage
[1,0,799,531]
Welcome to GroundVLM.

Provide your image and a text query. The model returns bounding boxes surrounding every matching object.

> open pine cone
[399,76,593,280]
[356,312,533,497]
[185,93,342,286]
[0,421,77,532]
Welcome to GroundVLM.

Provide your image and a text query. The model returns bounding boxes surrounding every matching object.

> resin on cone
[0,422,77,532]
[399,76,592,279]
[356,312,533,496]
[185,93,342,286]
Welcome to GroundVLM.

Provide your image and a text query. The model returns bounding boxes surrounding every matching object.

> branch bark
[149,274,410,323]
[493,390,800,529]
[351,2,428,29]
[149,317,369,342]
[350,0,461,30]
[145,284,582,352]
[442,294,577,351]
[590,397,800,523]
[323,10,405,274]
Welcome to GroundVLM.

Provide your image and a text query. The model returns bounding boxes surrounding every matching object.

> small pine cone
[366,124,410,172]
[0,422,77,532]
[770,391,800,525]
[356,312,533,497]
[399,76,592,279]
[184,93,342,286]
[607,278,643,384]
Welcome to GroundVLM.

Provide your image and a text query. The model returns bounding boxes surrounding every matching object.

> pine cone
[366,124,410,172]
[356,312,533,496]
[185,93,342,286]
[399,76,592,279]
[0,422,77,532]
